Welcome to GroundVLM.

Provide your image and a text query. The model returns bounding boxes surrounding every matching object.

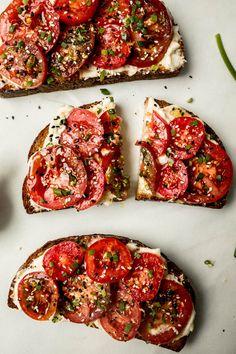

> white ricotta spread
[79,26,185,80]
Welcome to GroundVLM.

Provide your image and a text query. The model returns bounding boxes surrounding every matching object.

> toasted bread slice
[136,98,233,208]
[23,98,129,214]
[8,233,195,352]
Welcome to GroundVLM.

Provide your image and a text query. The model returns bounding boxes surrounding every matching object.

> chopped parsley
[204,259,215,267]
[185,144,192,151]
[100,88,110,95]
[190,119,198,126]
[124,323,133,334]
[89,249,95,255]
[196,172,204,181]
[53,188,71,197]
[148,269,154,278]
[99,70,106,82]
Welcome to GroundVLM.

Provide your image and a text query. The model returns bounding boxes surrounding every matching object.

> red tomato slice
[128,0,173,68]
[0,0,22,42]
[27,146,88,210]
[145,110,170,157]
[182,138,233,204]
[85,238,133,283]
[0,40,47,89]
[54,0,99,25]
[18,272,59,321]
[100,111,121,135]
[170,117,205,160]
[139,279,193,345]
[121,252,164,302]
[96,0,130,22]
[60,108,104,158]
[61,274,110,323]
[156,160,188,199]
[49,23,95,79]
[100,289,141,341]
[43,241,84,281]
[93,21,131,70]
[74,159,105,211]
[137,141,158,193]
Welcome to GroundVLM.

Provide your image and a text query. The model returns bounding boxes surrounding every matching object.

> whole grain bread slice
[23,100,128,214]
[8,233,195,352]
[136,99,229,209]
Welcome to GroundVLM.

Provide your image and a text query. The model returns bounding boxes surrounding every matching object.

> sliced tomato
[60,108,104,158]
[156,160,188,199]
[27,146,87,210]
[49,23,95,79]
[169,117,205,160]
[61,273,110,323]
[85,238,133,283]
[182,138,233,204]
[139,279,193,345]
[18,272,59,321]
[54,0,99,25]
[145,110,170,157]
[100,111,121,135]
[0,40,47,89]
[96,0,130,22]
[100,289,141,341]
[128,0,173,68]
[75,159,105,211]
[137,141,158,193]
[121,252,164,302]
[0,0,60,53]
[43,241,84,281]
[93,21,131,70]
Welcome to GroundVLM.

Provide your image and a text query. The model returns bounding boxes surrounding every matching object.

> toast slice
[8,234,196,352]
[0,0,185,98]
[136,98,233,208]
[23,97,129,214]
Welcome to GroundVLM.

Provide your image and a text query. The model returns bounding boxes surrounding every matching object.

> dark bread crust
[136,99,228,209]
[8,234,195,352]
[22,100,128,214]
[0,37,184,98]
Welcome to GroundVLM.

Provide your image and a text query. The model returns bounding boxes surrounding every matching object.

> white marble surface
[0,1,235,353]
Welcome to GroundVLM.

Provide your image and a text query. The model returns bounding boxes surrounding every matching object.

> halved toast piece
[23,97,129,214]
[136,98,233,208]
[8,233,196,352]
[0,0,185,98]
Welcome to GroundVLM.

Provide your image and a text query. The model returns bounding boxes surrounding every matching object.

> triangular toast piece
[0,0,185,97]
[8,233,196,352]
[136,98,233,208]
[23,97,129,214]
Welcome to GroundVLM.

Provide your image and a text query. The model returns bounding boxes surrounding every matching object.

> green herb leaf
[17,40,25,49]
[216,174,222,181]
[196,172,204,181]
[23,0,29,5]
[190,119,198,126]
[89,249,95,255]
[98,27,105,34]
[171,128,176,136]
[61,42,68,49]
[26,80,33,87]
[39,31,46,39]
[47,76,54,85]
[53,188,71,197]
[151,64,159,72]
[72,262,79,269]
[215,33,236,80]
[119,300,126,312]
[47,32,53,43]
[100,70,106,82]
[185,144,192,151]
[134,252,141,259]
[150,14,157,23]
[100,88,110,95]
[204,259,215,267]
[124,323,133,334]
[49,261,55,267]
[148,269,154,278]
[9,25,16,33]
[121,32,127,41]
[1,53,7,59]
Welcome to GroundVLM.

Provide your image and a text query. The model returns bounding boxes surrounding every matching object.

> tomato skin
[55,0,99,25]
[128,0,173,68]
[169,117,205,160]
[61,273,111,323]
[156,160,188,199]
[100,289,141,341]
[139,279,193,345]
[43,241,84,281]
[18,272,59,321]
[93,21,131,70]
[85,238,133,283]
[0,41,47,89]
[60,108,104,158]
[121,252,165,302]
[182,138,233,204]
[75,159,105,211]
[96,0,130,22]
[145,110,171,157]
[27,146,88,210]
[49,23,95,79]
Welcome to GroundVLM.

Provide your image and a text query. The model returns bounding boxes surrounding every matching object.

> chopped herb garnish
[72,262,79,269]
[187,97,194,103]
[26,80,33,87]
[205,154,212,162]
[148,270,154,278]
[215,33,236,80]
[98,27,105,34]
[134,252,141,259]
[196,172,204,181]
[190,119,198,126]
[26,54,36,68]
[17,6,23,13]
[89,249,95,255]
[23,0,29,5]
[119,300,126,312]
[47,76,54,85]
[100,70,106,82]
[17,40,25,49]
[151,64,159,71]
[9,25,16,33]
[121,32,127,41]
[216,175,222,181]
[112,254,118,262]
[62,272,67,277]
[61,42,68,49]
[100,88,111,95]
[101,49,108,56]
[40,31,46,39]
[47,33,53,43]
[198,155,204,164]
[171,128,176,136]
[84,133,91,141]
[168,159,174,167]
[1,53,7,59]
[124,323,133,334]
[150,14,157,23]
[49,261,55,267]
[185,144,192,151]
[204,259,215,267]
[53,188,71,197]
